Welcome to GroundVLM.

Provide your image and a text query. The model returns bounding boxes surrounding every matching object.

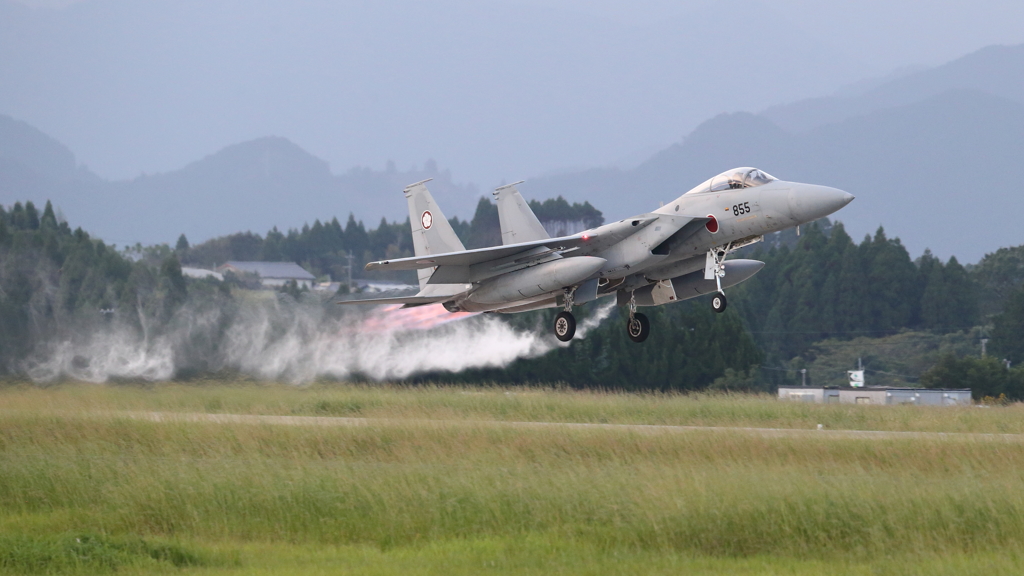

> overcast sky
[4,0,1024,190]
[19,0,1023,67]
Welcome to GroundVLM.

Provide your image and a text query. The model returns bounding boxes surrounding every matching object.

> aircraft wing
[364,233,594,272]
[364,216,662,274]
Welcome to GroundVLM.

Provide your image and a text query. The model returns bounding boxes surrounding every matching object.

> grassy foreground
[4,381,1024,432]
[2,383,1024,575]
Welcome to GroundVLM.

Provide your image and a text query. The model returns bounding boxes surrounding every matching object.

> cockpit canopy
[686,167,777,195]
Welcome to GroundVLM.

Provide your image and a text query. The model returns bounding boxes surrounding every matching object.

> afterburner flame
[360,303,478,333]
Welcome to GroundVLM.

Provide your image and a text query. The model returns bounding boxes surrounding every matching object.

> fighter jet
[339,168,853,342]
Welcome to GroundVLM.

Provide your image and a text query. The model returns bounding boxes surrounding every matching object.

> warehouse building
[778,386,971,406]
[216,261,316,289]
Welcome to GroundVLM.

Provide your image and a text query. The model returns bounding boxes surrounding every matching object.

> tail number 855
[732,202,751,216]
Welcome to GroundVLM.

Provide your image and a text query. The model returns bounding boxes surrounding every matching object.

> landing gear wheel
[710,292,727,313]
[554,311,576,342]
[627,312,650,343]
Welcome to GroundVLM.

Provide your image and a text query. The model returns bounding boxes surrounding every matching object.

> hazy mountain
[526,88,1024,262]
[762,44,1024,133]
[4,41,1024,259]
[0,114,76,180]
[1,89,1021,259]
[110,138,478,245]
[0,113,104,223]
[0,128,478,245]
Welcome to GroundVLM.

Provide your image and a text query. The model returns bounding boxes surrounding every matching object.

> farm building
[778,386,971,406]
[216,261,316,289]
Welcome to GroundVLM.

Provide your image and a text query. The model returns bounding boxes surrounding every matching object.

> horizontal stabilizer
[336,295,453,307]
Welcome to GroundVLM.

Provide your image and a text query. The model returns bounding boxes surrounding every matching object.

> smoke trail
[24,298,615,383]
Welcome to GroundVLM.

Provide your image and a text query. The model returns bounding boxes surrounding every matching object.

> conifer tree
[24,201,40,230]
[991,285,1024,364]
[41,201,58,229]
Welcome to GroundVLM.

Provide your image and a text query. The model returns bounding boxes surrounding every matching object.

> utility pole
[345,251,354,292]
[981,338,989,358]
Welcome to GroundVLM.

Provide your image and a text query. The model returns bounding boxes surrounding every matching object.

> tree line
[734,222,981,361]
[0,201,192,373]
[731,220,1024,394]
[2,197,1023,395]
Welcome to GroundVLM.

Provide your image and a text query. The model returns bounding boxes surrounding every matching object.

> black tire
[710,292,727,313]
[554,311,576,342]
[627,312,650,343]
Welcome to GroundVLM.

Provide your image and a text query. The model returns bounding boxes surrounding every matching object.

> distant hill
[762,44,1024,133]
[4,42,1024,259]
[524,45,1024,261]
[0,129,479,246]
[0,114,77,181]
[0,113,99,198]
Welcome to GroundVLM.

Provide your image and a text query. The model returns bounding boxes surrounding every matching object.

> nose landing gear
[710,292,727,313]
[706,247,729,313]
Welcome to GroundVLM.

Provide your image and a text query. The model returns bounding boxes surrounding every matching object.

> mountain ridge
[3,43,1024,260]
[762,43,1024,133]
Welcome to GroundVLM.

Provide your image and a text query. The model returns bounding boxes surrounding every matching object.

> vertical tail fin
[493,181,550,245]
[404,179,466,289]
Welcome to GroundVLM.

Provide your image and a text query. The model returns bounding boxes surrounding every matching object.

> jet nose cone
[788,184,855,223]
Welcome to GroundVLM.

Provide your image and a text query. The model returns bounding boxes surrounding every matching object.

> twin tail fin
[404,179,467,289]
[493,181,550,245]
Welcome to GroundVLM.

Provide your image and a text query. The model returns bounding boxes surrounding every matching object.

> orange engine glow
[360,303,478,333]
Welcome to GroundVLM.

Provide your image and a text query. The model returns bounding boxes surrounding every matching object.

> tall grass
[3,410,1024,560]
[3,382,1024,433]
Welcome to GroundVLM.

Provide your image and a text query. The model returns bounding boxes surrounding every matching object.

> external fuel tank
[468,256,606,305]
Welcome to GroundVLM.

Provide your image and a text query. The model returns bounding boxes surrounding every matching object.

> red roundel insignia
[705,214,719,233]
[421,210,433,230]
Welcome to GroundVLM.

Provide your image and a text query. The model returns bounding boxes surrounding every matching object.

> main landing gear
[625,292,650,343]
[554,287,577,342]
[554,311,576,341]
[707,247,729,314]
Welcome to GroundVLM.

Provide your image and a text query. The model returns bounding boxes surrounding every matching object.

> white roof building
[216,261,316,289]
[779,386,972,406]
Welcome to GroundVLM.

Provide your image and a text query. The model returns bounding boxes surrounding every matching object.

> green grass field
[2,383,1024,575]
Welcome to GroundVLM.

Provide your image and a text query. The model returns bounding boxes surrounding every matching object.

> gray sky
[4,0,1024,193]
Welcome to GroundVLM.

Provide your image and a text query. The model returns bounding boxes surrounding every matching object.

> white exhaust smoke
[24,299,615,383]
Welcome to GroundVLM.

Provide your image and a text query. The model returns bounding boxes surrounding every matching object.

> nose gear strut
[706,248,728,313]
[704,235,763,314]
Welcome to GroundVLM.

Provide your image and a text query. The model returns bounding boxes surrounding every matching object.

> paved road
[107,411,1024,442]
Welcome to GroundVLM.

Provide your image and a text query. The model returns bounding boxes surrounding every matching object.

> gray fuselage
[451,178,853,313]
